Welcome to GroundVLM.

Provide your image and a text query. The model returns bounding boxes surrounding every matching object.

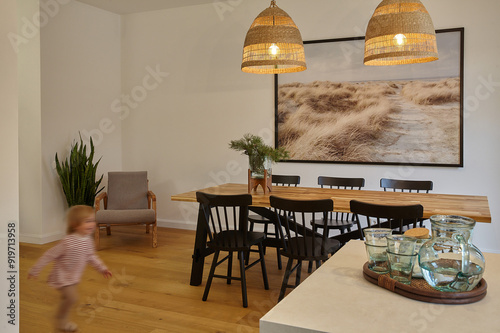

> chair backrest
[196,192,252,248]
[272,174,300,187]
[318,176,365,190]
[318,176,365,221]
[270,196,333,257]
[350,200,424,235]
[380,178,433,193]
[107,171,149,210]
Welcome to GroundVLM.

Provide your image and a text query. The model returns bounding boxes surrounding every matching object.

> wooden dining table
[171,183,491,286]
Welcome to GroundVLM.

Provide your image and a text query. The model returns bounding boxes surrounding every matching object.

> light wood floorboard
[21,226,313,332]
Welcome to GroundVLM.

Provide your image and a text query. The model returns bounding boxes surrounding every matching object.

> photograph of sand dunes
[275,28,464,166]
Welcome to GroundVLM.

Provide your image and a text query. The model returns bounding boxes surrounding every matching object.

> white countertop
[260,240,500,333]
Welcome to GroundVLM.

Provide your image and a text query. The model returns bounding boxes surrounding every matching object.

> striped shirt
[29,233,108,289]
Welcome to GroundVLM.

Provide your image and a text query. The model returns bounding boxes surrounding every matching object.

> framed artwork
[275,28,464,167]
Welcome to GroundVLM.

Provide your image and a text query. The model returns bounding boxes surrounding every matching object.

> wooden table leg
[190,204,217,286]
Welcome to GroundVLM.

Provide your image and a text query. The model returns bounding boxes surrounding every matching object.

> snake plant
[55,135,104,207]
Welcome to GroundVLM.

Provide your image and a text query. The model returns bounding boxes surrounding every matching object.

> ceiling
[76,0,216,14]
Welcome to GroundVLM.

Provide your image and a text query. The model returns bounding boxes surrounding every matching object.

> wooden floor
[20,226,312,333]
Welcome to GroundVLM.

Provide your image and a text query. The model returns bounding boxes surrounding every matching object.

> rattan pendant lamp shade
[364,0,438,66]
[241,0,306,74]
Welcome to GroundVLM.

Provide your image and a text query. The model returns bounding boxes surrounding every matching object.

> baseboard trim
[157,218,197,231]
[20,231,64,244]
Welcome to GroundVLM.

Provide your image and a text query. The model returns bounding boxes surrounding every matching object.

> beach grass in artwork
[277,78,461,164]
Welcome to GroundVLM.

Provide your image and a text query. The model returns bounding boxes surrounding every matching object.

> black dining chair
[270,196,341,301]
[196,192,269,308]
[380,178,433,193]
[380,178,433,227]
[312,176,365,235]
[248,174,300,269]
[350,199,424,236]
[330,200,424,250]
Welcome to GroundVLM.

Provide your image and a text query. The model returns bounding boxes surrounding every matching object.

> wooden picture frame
[275,28,464,167]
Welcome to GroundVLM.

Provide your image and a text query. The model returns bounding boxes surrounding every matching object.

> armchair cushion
[96,209,155,224]
[107,171,149,210]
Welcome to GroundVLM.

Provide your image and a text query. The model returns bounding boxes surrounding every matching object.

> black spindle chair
[329,200,424,251]
[312,176,365,235]
[380,178,433,227]
[351,200,424,237]
[270,196,341,301]
[196,192,269,308]
[248,174,300,269]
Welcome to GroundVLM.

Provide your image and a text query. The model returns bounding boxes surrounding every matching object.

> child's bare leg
[56,284,78,331]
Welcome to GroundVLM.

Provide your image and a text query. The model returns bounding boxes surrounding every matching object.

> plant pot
[248,155,272,194]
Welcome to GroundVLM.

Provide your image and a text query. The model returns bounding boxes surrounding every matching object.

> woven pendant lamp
[364,0,438,66]
[241,0,306,74]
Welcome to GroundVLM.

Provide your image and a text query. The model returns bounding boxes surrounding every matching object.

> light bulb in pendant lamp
[241,0,306,74]
[364,0,439,66]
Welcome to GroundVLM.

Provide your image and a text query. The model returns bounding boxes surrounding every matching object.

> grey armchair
[94,171,157,248]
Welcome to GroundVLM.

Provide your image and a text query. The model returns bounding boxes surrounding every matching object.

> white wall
[120,0,500,252]
[19,0,122,243]
[18,0,43,241]
[0,0,19,232]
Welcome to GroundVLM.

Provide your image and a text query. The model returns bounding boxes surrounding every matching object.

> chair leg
[227,251,233,285]
[257,243,269,290]
[295,260,302,287]
[152,223,158,248]
[106,225,111,235]
[244,250,250,266]
[273,224,282,270]
[238,251,248,308]
[308,261,313,273]
[202,250,219,302]
[276,247,282,270]
[261,225,267,255]
[279,258,294,302]
[146,224,150,234]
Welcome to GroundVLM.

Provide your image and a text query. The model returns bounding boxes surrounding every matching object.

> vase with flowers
[229,133,289,194]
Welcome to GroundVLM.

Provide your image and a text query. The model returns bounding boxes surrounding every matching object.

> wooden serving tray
[362,262,487,304]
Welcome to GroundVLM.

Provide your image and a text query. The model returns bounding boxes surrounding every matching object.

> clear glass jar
[418,215,485,292]
[248,154,271,179]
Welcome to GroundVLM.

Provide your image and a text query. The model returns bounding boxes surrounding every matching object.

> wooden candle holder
[248,169,272,194]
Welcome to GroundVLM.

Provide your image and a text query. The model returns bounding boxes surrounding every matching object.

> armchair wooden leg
[146,224,150,234]
[106,226,111,235]
[152,223,158,248]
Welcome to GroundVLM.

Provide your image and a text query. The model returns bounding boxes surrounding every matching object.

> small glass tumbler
[386,235,417,284]
[404,228,430,278]
[364,228,393,246]
[365,242,389,274]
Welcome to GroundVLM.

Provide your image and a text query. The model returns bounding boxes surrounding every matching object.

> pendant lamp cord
[270,0,277,8]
